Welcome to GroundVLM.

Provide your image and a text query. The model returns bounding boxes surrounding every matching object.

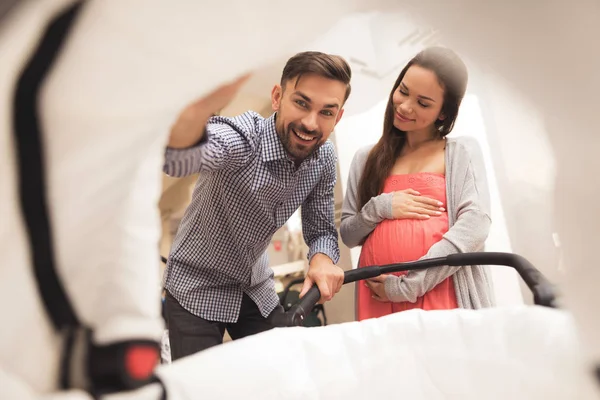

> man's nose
[301,112,319,132]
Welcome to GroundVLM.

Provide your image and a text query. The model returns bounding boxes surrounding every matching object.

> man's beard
[277,121,323,162]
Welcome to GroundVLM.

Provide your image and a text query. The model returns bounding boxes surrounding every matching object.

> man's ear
[335,108,345,125]
[271,84,282,112]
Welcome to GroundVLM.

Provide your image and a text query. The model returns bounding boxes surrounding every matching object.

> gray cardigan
[340,136,495,309]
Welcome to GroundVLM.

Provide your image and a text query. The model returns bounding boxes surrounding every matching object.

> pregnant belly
[359,215,449,269]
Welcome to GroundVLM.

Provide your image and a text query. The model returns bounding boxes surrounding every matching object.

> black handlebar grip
[270,285,322,327]
[295,285,322,316]
[343,266,382,283]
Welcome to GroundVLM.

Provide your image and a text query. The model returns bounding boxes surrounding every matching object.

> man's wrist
[309,252,334,266]
[168,124,208,149]
[167,107,212,149]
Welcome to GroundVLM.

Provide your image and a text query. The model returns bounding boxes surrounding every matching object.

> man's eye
[295,100,307,108]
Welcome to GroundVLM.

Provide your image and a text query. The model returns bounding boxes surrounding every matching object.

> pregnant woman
[341,47,494,320]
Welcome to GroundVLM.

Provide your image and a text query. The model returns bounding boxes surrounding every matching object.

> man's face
[271,74,346,162]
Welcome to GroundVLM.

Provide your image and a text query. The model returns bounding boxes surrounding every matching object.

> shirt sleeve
[301,143,341,264]
[163,112,260,177]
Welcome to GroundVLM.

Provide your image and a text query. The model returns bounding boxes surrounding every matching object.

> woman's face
[392,65,445,135]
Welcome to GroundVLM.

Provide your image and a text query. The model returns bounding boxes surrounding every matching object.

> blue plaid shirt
[163,111,340,322]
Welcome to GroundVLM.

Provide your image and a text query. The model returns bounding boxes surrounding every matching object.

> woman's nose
[398,102,413,115]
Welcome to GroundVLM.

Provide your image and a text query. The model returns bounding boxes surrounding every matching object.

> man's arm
[163,74,254,177]
[299,143,344,303]
[167,74,250,149]
[163,112,260,177]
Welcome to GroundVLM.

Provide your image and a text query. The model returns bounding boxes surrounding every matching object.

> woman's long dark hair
[357,46,469,209]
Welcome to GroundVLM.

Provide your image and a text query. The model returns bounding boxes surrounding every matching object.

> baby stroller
[151,251,589,400]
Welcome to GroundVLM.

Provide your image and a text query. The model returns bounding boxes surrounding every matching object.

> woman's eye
[419,102,430,108]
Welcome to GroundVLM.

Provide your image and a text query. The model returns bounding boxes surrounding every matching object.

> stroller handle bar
[270,252,558,328]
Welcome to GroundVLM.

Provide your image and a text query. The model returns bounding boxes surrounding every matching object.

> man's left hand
[300,254,344,304]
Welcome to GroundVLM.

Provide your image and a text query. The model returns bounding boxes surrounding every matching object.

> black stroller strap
[12,0,84,331]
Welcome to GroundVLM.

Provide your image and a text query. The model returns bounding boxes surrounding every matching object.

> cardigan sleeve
[340,146,394,248]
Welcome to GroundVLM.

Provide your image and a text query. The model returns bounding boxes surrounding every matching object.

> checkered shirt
[163,111,340,323]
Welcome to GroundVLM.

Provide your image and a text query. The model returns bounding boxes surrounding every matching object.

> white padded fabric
[156,307,598,400]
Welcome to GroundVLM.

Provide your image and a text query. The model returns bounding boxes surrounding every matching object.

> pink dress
[357,172,458,321]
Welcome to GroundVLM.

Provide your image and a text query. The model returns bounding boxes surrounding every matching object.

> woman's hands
[391,189,445,220]
[365,275,391,302]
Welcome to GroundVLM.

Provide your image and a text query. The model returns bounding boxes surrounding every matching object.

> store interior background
[158,10,561,326]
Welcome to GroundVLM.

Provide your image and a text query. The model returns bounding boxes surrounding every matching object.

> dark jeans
[165,290,282,361]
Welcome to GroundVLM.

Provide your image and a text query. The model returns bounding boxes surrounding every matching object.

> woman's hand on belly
[391,189,445,220]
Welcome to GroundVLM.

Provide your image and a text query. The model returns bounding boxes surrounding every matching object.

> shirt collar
[261,113,288,162]
[261,113,320,165]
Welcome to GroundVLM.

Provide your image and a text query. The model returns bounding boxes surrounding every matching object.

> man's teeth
[293,129,314,141]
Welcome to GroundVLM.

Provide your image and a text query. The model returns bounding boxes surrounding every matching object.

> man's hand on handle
[300,253,344,304]
[167,73,251,149]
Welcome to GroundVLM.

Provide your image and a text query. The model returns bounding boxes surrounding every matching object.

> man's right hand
[167,73,251,149]
[391,188,445,220]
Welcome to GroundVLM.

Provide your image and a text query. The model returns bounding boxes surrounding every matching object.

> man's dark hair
[280,51,352,102]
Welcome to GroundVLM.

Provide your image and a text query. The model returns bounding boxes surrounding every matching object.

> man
[163,51,351,359]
